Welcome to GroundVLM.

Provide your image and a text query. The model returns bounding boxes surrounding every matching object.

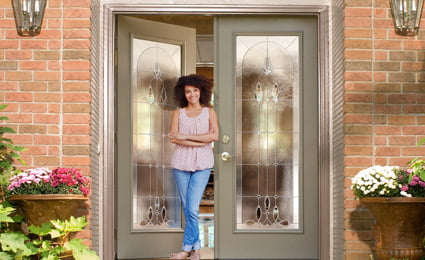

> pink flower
[419,181,425,188]
[401,185,409,192]
[407,169,413,174]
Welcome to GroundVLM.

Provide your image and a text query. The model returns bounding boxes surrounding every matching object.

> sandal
[189,250,200,260]
[171,251,190,259]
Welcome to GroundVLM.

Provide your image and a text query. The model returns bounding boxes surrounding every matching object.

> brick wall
[0,0,91,241]
[344,0,425,259]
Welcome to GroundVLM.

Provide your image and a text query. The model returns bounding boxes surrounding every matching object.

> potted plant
[351,163,425,260]
[6,167,90,226]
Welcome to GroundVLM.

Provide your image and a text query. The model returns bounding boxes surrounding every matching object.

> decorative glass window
[131,37,182,230]
[235,36,300,231]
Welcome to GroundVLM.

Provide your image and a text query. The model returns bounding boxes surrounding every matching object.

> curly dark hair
[174,74,213,108]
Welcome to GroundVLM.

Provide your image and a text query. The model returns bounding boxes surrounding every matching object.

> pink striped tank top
[171,107,214,171]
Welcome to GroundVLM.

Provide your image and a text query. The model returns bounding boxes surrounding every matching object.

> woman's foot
[189,249,200,260]
[171,251,190,259]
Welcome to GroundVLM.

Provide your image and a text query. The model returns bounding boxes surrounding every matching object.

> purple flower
[418,181,425,188]
[412,175,420,182]
[410,180,418,186]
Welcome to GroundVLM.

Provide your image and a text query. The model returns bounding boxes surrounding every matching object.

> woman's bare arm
[171,108,219,143]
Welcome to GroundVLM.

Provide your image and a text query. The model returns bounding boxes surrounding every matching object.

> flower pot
[360,197,425,260]
[9,194,88,226]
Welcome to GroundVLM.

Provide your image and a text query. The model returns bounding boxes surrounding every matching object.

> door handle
[221,152,232,161]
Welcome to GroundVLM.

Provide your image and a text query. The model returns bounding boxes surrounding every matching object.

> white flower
[400,191,412,197]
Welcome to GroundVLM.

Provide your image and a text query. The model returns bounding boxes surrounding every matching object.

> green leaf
[0,252,13,260]
[40,254,60,260]
[48,229,62,239]
[0,232,33,256]
[0,104,8,111]
[418,138,425,147]
[0,116,9,120]
[51,216,87,233]
[0,127,16,134]
[64,239,100,260]
[29,222,53,236]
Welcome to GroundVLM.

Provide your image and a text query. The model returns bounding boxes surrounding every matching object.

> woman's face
[184,85,200,105]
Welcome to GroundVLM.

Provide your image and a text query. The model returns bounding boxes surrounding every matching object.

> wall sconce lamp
[390,0,424,36]
[11,0,47,36]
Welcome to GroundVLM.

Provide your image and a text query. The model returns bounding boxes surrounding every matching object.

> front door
[214,16,319,259]
[116,15,196,259]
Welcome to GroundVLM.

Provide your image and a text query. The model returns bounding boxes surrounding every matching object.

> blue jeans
[173,168,211,252]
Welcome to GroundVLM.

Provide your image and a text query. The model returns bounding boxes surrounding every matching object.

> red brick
[6,114,32,123]
[63,72,90,80]
[48,61,61,70]
[34,156,60,166]
[63,61,91,71]
[374,40,402,50]
[63,82,90,91]
[63,29,91,39]
[345,39,372,49]
[403,62,425,71]
[373,18,393,28]
[63,93,91,103]
[403,126,425,135]
[7,134,33,144]
[374,104,402,114]
[404,40,425,50]
[389,136,416,145]
[388,157,412,166]
[21,40,48,49]
[345,157,373,167]
[0,40,18,49]
[20,61,47,70]
[345,50,372,60]
[345,146,373,156]
[373,72,386,82]
[344,93,372,103]
[22,145,48,155]
[345,72,372,81]
[388,115,416,125]
[64,9,91,18]
[6,71,32,81]
[375,125,401,135]
[0,82,18,91]
[374,136,387,145]
[345,7,372,17]
[47,125,60,134]
[403,147,425,156]
[19,124,47,134]
[345,83,373,92]
[63,40,90,49]
[63,20,91,29]
[62,156,90,166]
[20,104,47,113]
[375,146,400,156]
[5,92,33,102]
[345,136,372,145]
[21,82,47,91]
[49,40,61,49]
[63,136,90,145]
[63,125,90,135]
[404,105,425,113]
[34,93,61,102]
[34,135,60,145]
[5,50,32,60]
[345,17,372,27]
[63,0,90,7]
[344,115,372,124]
[34,114,60,124]
[344,230,373,241]
[63,114,90,124]
[34,72,60,81]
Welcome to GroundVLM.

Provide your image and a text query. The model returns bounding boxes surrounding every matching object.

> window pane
[131,38,181,230]
[236,36,300,231]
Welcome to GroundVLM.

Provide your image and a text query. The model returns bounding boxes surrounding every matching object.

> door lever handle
[221,152,232,161]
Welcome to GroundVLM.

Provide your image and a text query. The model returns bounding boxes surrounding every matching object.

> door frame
[98,4,330,260]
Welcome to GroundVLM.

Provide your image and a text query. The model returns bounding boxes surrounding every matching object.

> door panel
[116,15,196,259]
[215,16,318,259]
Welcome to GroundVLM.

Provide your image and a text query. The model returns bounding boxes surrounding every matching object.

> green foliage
[0,105,26,195]
[0,202,99,260]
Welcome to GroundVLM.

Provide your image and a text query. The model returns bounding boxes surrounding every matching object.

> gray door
[214,16,319,259]
[116,15,196,259]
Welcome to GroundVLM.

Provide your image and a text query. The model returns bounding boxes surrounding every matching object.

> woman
[169,74,219,260]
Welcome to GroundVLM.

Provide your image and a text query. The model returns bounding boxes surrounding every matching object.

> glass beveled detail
[236,36,300,231]
[131,37,181,230]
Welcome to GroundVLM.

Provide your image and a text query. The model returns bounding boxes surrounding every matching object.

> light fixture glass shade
[390,0,424,36]
[11,0,47,36]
